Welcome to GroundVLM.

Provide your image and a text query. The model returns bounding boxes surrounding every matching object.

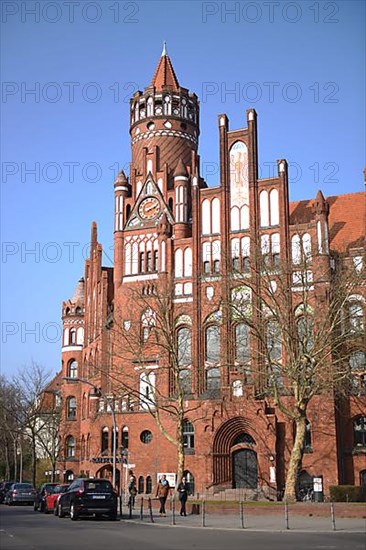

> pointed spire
[313,189,329,216]
[315,189,325,203]
[114,169,128,186]
[91,221,97,249]
[72,277,85,304]
[151,45,179,92]
[174,158,188,178]
[161,41,167,57]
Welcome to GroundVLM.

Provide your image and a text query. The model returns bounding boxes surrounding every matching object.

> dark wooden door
[233,449,258,489]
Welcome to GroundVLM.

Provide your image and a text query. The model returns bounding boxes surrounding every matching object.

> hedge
[329,485,366,502]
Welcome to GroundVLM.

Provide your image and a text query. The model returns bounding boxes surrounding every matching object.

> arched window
[232,379,243,397]
[202,199,211,235]
[141,308,156,343]
[305,420,312,451]
[69,329,76,345]
[67,360,78,379]
[139,372,156,410]
[233,432,256,446]
[138,476,144,494]
[177,327,191,366]
[184,248,192,277]
[296,316,314,354]
[269,189,279,226]
[260,190,269,227]
[349,351,366,392]
[205,325,220,364]
[66,435,75,458]
[175,248,183,278]
[146,476,152,494]
[66,397,77,420]
[183,420,194,450]
[348,302,364,333]
[211,198,220,233]
[206,367,220,391]
[179,369,191,395]
[266,320,282,361]
[235,323,250,363]
[121,426,129,450]
[353,417,366,448]
[101,427,109,453]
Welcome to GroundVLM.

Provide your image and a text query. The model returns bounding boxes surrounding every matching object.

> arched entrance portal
[232,449,258,488]
[213,417,258,488]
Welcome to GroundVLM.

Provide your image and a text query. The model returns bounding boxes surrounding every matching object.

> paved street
[0,505,365,550]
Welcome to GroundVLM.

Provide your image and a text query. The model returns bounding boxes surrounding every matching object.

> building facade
[57,48,366,497]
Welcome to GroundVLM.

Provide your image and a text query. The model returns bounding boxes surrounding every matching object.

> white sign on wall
[157,472,176,488]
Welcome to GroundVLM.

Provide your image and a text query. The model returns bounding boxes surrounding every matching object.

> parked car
[5,483,36,505]
[45,484,70,514]
[0,481,16,503]
[57,478,117,521]
[34,483,59,512]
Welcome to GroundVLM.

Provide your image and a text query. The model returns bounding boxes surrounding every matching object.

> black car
[34,483,59,512]
[57,478,117,521]
[0,481,16,503]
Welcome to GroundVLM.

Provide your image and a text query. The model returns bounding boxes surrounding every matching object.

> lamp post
[75,378,117,490]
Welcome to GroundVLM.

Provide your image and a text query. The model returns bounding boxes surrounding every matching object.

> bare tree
[97,280,204,484]
[12,362,60,486]
[227,246,365,500]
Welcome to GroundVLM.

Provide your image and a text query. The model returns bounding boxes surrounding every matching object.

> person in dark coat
[177,476,189,516]
[156,475,170,516]
[128,472,137,509]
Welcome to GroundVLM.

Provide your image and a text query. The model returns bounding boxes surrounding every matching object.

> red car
[44,484,70,514]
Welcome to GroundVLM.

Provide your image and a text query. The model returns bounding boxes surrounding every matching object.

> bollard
[128,498,132,519]
[330,501,336,531]
[240,501,245,529]
[171,496,176,525]
[148,497,154,523]
[284,500,289,530]
[140,497,144,520]
[201,500,206,527]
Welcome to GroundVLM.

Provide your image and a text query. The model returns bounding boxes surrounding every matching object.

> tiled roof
[290,191,365,253]
[151,52,179,92]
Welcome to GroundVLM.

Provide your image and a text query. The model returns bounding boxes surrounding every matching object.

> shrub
[329,485,366,502]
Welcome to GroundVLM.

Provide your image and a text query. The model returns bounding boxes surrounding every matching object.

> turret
[129,44,199,192]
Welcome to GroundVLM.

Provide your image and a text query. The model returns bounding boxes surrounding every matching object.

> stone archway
[212,416,256,487]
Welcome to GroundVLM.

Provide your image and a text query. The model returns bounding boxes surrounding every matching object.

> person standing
[156,474,170,516]
[128,471,137,509]
[177,476,189,516]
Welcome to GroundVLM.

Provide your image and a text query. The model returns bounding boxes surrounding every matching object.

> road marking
[0,529,14,538]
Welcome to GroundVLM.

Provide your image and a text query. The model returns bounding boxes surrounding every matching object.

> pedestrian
[128,472,137,509]
[156,474,170,516]
[177,476,189,516]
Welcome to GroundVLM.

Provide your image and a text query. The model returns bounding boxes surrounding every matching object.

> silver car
[5,483,36,505]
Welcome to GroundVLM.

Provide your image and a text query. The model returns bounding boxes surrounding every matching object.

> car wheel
[54,505,58,516]
[33,502,38,512]
[58,503,65,518]
[70,502,78,521]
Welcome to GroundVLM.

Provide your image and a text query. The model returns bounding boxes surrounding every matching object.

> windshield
[55,485,69,494]
[84,480,113,493]
[16,484,33,490]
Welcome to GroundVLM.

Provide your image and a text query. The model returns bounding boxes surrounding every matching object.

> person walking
[177,476,189,516]
[128,472,137,509]
[156,474,170,516]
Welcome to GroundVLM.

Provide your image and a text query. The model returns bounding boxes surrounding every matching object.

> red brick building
[57,48,365,498]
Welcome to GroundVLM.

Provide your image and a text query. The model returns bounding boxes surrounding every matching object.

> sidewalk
[121,501,366,533]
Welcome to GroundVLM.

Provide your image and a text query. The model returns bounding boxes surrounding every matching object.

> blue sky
[1,0,365,378]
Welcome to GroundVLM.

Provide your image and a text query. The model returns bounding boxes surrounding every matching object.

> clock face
[138,196,161,220]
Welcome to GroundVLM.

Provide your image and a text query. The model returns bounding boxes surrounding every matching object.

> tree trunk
[13,439,17,481]
[284,415,306,501]
[5,440,10,480]
[31,435,37,488]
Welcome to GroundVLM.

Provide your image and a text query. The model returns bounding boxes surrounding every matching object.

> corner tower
[129,43,200,196]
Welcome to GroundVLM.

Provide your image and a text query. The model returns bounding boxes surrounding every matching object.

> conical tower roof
[151,42,180,92]
[71,277,85,304]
